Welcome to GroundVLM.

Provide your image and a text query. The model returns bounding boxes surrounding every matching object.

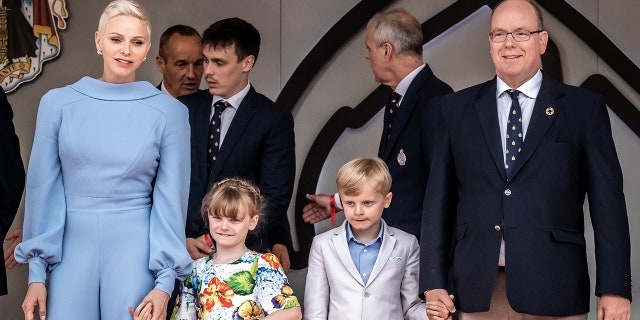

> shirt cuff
[334,192,343,210]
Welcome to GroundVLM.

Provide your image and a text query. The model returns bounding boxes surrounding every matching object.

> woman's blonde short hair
[98,0,150,36]
[336,158,392,196]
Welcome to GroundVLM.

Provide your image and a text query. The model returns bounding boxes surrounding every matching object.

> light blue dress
[15,77,193,319]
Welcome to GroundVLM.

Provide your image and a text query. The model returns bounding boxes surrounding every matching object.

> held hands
[4,228,23,270]
[129,288,169,320]
[425,289,455,320]
[301,193,333,224]
[128,303,153,320]
[186,235,214,260]
[22,282,47,320]
[597,294,630,320]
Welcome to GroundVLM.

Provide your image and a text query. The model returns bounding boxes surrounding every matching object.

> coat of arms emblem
[0,0,68,93]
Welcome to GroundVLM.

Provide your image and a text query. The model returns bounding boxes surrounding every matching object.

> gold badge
[545,107,555,115]
[397,149,406,166]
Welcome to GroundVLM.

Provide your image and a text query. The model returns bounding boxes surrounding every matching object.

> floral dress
[172,251,300,320]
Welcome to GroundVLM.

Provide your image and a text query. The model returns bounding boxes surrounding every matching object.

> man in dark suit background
[155,25,203,98]
[420,1,631,319]
[302,8,453,238]
[0,88,25,296]
[178,18,295,271]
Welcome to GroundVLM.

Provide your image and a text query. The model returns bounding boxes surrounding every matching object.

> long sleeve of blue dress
[146,89,193,294]
[16,89,66,284]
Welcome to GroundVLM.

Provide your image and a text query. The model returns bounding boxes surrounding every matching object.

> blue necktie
[505,90,523,179]
[208,100,229,178]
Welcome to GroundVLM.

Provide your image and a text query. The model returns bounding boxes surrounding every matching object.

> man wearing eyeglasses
[419,0,631,319]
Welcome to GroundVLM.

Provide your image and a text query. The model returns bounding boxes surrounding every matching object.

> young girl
[172,178,301,320]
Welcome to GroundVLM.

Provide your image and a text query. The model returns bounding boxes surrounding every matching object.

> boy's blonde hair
[201,178,264,223]
[336,158,392,196]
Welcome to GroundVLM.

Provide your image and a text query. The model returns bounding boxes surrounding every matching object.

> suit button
[504,189,511,196]
[494,225,501,231]
[364,291,370,298]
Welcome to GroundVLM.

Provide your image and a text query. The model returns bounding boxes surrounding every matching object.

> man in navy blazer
[178,18,295,268]
[302,8,453,238]
[420,1,631,319]
[0,88,25,296]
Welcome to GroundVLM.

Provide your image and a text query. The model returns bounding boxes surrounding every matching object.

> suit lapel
[366,221,395,286]
[380,67,431,160]
[474,79,507,181]
[332,222,366,286]
[209,87,259,184]
[509,76,562,179]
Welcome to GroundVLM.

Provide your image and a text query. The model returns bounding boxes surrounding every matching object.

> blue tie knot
[507,89,520,100]
[214,100,229,114]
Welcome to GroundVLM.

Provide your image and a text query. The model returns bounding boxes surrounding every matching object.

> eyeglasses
[489,30,543,42]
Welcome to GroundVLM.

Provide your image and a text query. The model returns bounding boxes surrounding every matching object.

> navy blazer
[377,65,452,237]
[179,88,295,252]
[419,76,631,316]
[0,89,25,295]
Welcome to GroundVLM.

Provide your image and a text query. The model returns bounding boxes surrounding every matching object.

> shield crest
[0,0,68,93]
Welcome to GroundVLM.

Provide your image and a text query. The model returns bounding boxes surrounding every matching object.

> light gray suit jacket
[303,220,426,320]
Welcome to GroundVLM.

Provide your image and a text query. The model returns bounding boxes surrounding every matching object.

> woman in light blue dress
[15,1,192,319]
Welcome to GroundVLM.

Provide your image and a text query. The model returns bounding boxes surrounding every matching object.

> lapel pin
[397,149,406,166]
[545,107,555,116]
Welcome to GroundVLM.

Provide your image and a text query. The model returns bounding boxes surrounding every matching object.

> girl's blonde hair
[98,0,151,37]
[201,178,264,223]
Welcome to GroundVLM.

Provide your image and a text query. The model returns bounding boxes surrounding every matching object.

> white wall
[1,1,638,318]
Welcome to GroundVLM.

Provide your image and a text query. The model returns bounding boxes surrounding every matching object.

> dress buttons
[364,291,370,297]
[504,189,511,196]
[494,225,501,231]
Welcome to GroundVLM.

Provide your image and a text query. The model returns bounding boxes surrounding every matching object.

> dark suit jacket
[0,89,25,295]
[419,75,631,316]
[377,64,452,237]
[179,87,295,252]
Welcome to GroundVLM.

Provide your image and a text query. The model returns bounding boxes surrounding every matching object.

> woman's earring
[143,56,147,62]
[97,49,102,55]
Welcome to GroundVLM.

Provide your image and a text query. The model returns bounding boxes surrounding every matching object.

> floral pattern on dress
[173,251,300,320]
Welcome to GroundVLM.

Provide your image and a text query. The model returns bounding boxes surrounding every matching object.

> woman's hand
[22,282,47,320]
[129,288,169,320]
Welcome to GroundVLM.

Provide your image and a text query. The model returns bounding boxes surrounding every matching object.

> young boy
[303,158,445,320]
